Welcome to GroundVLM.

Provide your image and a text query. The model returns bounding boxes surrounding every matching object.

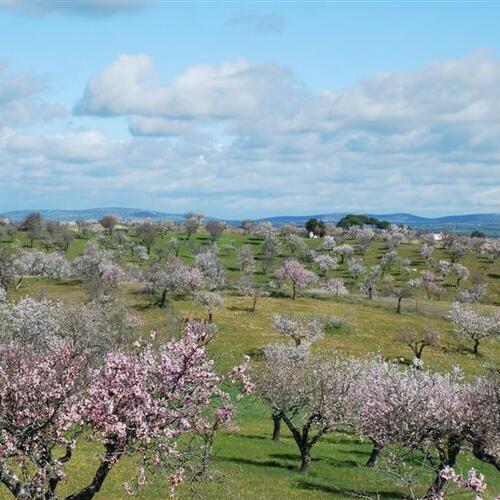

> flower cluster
[439,467,487,499]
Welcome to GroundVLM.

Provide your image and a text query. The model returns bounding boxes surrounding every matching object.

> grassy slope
[0,230,499,499]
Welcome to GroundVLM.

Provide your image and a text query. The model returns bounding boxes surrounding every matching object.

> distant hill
[0,207,186,223]
[254,213,500,236]
[1,208,499,236]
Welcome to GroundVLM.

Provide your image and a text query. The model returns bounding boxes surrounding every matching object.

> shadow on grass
[228,305,252,312]
[218,456,299,472]
[236,433,273,441]
[441,344,480,356]
[296,479,409,499]
[270,453,359,469]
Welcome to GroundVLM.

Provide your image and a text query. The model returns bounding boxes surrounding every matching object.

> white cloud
[1,51,500,216]
[0,64,64,127]
[77,55,304,126]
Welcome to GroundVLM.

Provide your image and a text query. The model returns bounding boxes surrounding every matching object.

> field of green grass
[0,228,499,499]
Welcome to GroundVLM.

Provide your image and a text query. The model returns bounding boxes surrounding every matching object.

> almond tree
[0,295,139,355]
[165,236,181,257]
[71,241,123,299]
[194,290,224,323]
[379,249,399,272]
[359,265,382,299]
[266,314,325,442]
[348,257,365,283]
[320,235,336,252]
[271,313,324,347]
[463,372,500,471]
[237,268,266,313]
[0,342,88,499]
[321,277,349,297]
[183,212,203,241]
[0,321,239,499]
[260,236,280,273]
[450,263,469,286]
[134,220,159,254]
[381,276,420,314]
[205,220,226,242]
[236,245,255,274]
[449,240,467,263]
[285,234,306,256]
[313,254,338,276]
[75,220,94,239]
[254,345,360,472]
[420,270,445,300]
[396,324,440,365]
[15,250,70,285]
[146,258,202,307]
[273,259,316,300]
[447,303,500,355]
[98,214,119,235]
[21,212,43,247]
[455,282,487,303]
[356,360,468,497]
[333,244,354,264]
[420,243,434,265]
[195,250,225,290]
[0,249,19,292]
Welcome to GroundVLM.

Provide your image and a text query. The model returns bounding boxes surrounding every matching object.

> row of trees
[252,333,498,498]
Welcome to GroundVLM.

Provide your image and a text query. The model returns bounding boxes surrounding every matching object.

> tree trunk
[424,438,461,499]
[66,445,122,500]
[473,337,480,355]
[251,294,257,313]
[272,415,281,443]
[159,289,167,308]
[292,283,296,300]
[208,311,213,323]
[299,447,311,473]
[425,471,447,499]
[396,297,402,314]
[0,462,22,498]
[366,440,383,467]
[472,441,500,471]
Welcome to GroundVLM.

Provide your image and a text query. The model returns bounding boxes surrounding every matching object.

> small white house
[432,232,444,241]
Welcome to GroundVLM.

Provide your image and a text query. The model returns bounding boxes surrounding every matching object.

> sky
[0,1,499,218]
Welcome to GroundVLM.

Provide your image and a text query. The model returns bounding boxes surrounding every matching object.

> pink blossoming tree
[273,260,316,300]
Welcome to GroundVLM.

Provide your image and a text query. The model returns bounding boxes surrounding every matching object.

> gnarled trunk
[424,437,461,499]
[66,444,123,500]
[473,337,480,355]
[366,440,383,467]
[299,446,311,473]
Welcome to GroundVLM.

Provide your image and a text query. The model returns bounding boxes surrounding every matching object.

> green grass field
[0,229,499,499]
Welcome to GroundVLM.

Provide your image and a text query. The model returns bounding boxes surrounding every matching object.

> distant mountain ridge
[1,207,186,223]
[1,208,499,236]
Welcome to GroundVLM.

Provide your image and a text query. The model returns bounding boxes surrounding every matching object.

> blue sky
[0,1,499,218]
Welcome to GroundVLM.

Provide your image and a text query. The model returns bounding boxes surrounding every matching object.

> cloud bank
[0,51,499,216]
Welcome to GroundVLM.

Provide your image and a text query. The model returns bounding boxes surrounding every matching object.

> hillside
[1,208,499,236]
